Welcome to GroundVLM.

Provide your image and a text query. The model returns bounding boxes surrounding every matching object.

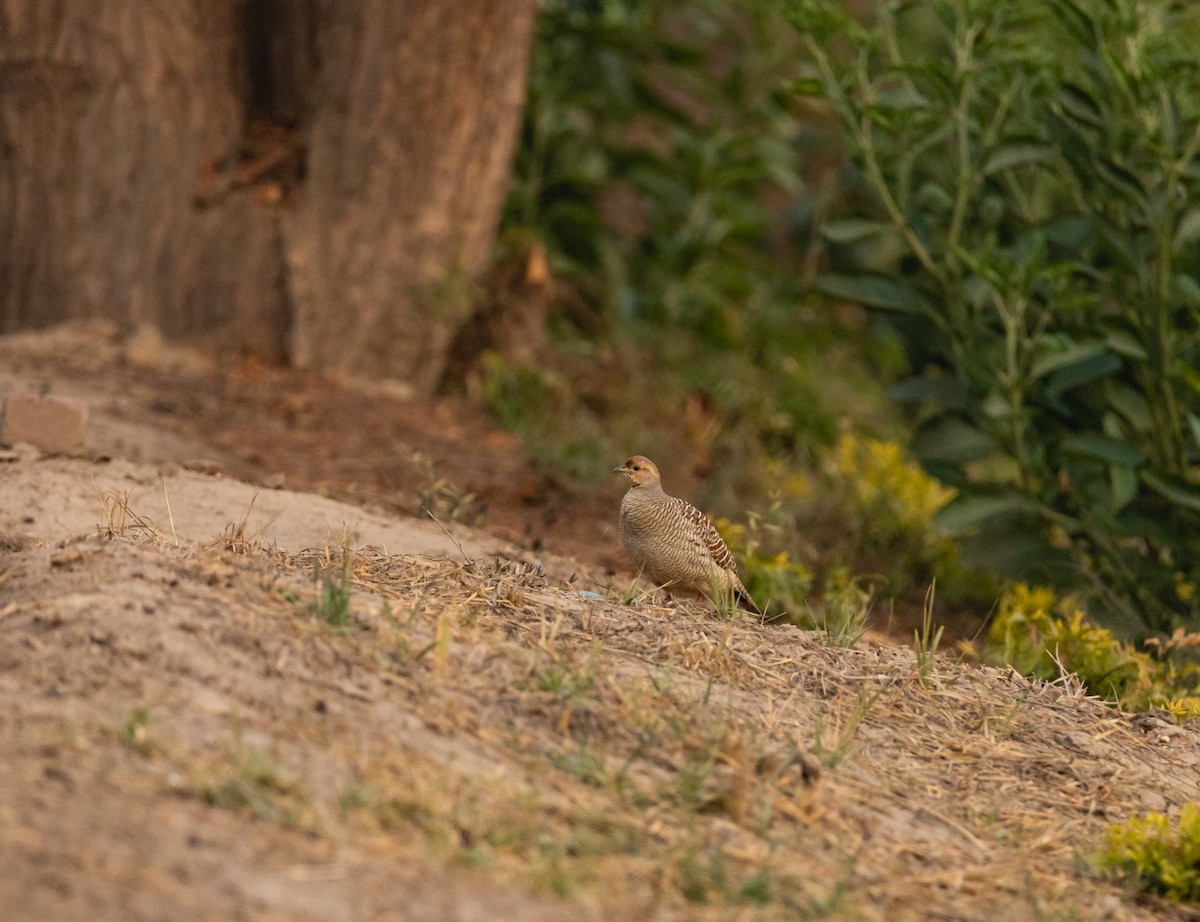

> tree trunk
[0,0,538,391]
[285,1,537,391]
[0,1,288,355]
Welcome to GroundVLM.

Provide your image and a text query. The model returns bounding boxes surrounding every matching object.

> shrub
[985,583,1200,711]
[791,0,1200,634]
[504,0,887,484]
[718,515,814,617]
[1099,804,1200,903]
[987,584,1153,701]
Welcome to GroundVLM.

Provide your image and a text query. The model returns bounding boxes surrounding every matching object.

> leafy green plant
[807,435,968,603]
[987,583,1152,700]
[310,553,355,631]
[195,747,307,824]
[810,688,881,768]
[1098,803,1200,902]
[118,706,153,756]
[793,0,1200,634]
[806,570,873,648]
[719,515,814,618]
[913,581,945,688]
[503,0,888,486]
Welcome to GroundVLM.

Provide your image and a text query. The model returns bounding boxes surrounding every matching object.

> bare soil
[3,325,1200,921]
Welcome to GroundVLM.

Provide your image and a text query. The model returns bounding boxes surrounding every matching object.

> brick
[1,392,89,455]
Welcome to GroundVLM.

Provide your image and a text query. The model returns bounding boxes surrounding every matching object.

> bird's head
[613,455,661,487]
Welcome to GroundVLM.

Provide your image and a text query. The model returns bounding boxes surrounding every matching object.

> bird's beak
[613,464,630,475]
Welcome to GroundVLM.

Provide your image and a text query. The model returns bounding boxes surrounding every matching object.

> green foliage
[913,582,944,687]
[987,584,1152,701]
[310,554,355,631]
[505,0,885,478]
[724,435,979,622]
[985,583,1200,711]
[793,0,1200,633]
[480,354,616,480]
[1098,803,1200,902]
[814,435,964,600]
[807,570,872,648]
[717,515,813,617]
[118,706,153,756]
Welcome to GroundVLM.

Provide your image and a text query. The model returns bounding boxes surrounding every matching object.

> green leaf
[872,86,930,110]
[815,273,919,312]
[1175,273,1200,308]
[1105,330,1148,360]
[916,181,955,214]
[1059,435,1143,466]
[912,416,994,463]
[982,142,1056,176]
[1094,157,1145,206]
[790,76,826,98]
[1056,84,1104,129]
[1110,464,1139,512]
[935,493,1027,535]
[1041,351,1121,397]
[889,376,969,409]
[1107,385,1154,432]
[820,218,890,244]
[1174,207,1200,251]
[1029,339,1107,380]
[1142,471,1200,513]
[1188,412,1200,449]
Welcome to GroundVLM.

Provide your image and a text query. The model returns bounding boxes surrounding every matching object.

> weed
[549,741,606,789]
[738,869,773,905]
[719,513,813,618]
[609,578,655,608]
[810,689,882,769]
[914,581,945,688]
[412,451,482,525]
[677,745,719,814]
[1097,804,1200,902]
[533,836,577,897]
[95,486,161,541]
[220,490,262,553]
[987,584,1151,702]
[118,706,153,756]
[260,572,301,605]
[808,572,873,648]
[533,646,598,703]
[677,840,725,904]
[310,552,355,631]
[380,599,437,672]
[702,626,734,707]
[709,582,742,621]
[338,783,377,819]
[193,746,308,825]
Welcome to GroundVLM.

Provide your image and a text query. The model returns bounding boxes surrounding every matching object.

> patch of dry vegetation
[3,520,1200,920]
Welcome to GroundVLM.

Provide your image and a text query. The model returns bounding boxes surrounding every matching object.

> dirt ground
[4,325,1200,921]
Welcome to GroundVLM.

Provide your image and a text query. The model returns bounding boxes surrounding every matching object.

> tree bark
[0,1,287,355]
[0,0,538,391]
[286,1,537,390]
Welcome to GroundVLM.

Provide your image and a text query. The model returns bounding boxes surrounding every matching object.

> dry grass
[5,527,1200,920]
[260,542,1200,917]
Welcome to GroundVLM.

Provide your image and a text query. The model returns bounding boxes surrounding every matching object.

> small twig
[425,509,471,563]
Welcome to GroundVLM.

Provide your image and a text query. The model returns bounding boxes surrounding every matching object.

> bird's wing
[673,497,738,573]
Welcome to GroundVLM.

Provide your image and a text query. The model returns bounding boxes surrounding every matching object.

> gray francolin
[614,455,760,614]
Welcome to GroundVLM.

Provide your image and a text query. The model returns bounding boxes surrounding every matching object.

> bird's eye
[632,465,641,471]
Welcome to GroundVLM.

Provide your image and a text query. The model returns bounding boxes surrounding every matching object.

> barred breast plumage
[613,455,760,614]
